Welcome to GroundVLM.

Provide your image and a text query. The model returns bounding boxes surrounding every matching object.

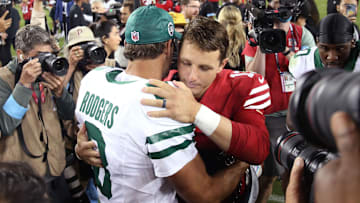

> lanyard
[289,24,296,52]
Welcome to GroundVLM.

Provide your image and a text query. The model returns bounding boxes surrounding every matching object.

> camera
[17,52,69,83]
[245,0,304,53]
[21,52,69,77]
[79,41,107,65]
[93,3,122,25]
[275,68,360,186]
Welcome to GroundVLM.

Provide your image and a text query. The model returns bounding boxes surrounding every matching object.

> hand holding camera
[69,45,84,68]
[41,72,65,98]
[18,52,69,97]
[314,112,360,203]
[18,58,42,88]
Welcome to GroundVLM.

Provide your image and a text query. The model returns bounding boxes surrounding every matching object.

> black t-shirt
[69,4,89,30]
[7,8,20,42]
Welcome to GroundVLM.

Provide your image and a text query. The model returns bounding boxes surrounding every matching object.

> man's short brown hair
[123,42,167,61]
[122,2,134,12]
[180,16,229,62]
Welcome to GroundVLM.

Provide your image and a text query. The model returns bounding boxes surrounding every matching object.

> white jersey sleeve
[289,47,317,79]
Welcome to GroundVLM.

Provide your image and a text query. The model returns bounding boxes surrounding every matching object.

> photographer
[286,112,360,203]
[289,13,360,80]
[336,0,360,41]
[242,1,315,202]
[0,25,75,203]
[62,26,108,203]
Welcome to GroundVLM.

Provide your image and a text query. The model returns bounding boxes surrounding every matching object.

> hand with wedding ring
[141,79,201,123]
[69,45,84,68]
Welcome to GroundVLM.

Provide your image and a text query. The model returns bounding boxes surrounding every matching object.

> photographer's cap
[319,13,354,44]
[67,26,95,48]
[125,5,182,44]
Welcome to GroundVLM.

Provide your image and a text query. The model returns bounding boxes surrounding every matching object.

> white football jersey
[75,67,198,203]
[289,47,360,79]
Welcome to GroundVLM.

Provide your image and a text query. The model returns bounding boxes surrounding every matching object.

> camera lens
[275,131,336,180]
[259,29,286,53]
[81,42,107,65]
[51,58,69,76]
[88,46,106,64]
[37,52,69,76]
[289,69,360,151]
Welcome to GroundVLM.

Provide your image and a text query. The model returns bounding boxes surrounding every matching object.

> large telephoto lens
[289,69,360,151]
[275,131,336,181]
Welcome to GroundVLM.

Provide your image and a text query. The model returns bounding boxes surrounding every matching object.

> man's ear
[218,58,228,73]
[16,50,24,62]
[164,40,172,58]
[352,39,356,48]
[102,35,108,44]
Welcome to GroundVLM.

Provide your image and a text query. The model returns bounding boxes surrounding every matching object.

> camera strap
[31,83,45,104]
[16,85,49,160]
[35,84,50,162]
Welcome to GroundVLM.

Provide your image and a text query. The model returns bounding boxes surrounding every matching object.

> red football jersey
[166,69,271,164]
[21,1,33,21]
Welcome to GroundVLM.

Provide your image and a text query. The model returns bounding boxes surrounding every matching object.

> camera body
[37,52,69,76]
[275,68,360,185]
[79,41,107,65]
[18,52,69,83]
[21,52,69,76]
[245,0,304,53]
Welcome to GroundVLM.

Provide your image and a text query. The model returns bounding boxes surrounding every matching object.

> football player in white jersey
[75,5,249,203]
[289,13,360,79]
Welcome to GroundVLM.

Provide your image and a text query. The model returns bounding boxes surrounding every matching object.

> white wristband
[194,104,221,137]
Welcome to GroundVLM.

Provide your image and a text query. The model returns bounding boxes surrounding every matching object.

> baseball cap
[125,5,182,44]
[319,13,354,44]
[66,26,95,49]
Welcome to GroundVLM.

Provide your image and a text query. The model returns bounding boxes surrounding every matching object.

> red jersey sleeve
[242,40,257,58]
[227,72,271,164]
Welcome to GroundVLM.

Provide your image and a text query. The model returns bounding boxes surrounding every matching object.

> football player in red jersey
[141,16,271,201]
[75,16,271,202]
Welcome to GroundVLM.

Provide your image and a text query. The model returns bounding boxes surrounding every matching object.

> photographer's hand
[314,112,360,203]
[285,157,307,203]
[0,10,11,33]
[18,58,42,88]
[69,46,84,68]
[63,46,84,87]
[41,72,65,98]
